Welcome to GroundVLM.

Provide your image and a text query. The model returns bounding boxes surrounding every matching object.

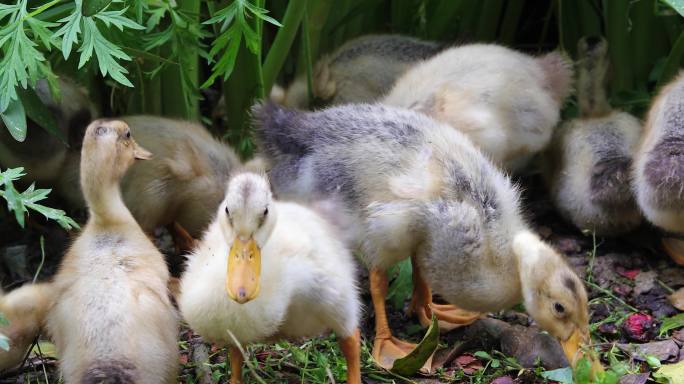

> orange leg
[662,237,684,266]
[370,268,432,373]
[169,222,197,254]
[407,255,480,332]
[339,329,361,384]
[229,346,244,384]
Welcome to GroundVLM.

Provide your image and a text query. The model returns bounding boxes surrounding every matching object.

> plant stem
[263,0,307,94]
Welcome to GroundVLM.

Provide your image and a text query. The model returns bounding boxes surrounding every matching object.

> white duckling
[633,71,684,265]
[46,119,178,383]
[253,102,598,373]
[544,36,642,235]
[383,44,573,172]
[179,172,361,384]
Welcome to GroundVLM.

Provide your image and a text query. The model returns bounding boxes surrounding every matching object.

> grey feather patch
[644,135,684,208]
[81,360,138,384]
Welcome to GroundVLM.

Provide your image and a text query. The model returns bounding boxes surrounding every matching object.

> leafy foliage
[0,168,79,230]
[202,0,281,88]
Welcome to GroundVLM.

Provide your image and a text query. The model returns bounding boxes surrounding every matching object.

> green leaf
[660,313,684,336]
[387,259,412,311]
[541,367,574,384]
[16,87,64,143]
[0,97,27,141]
[390,314,439,376]
[654,360,684,383]
[0,313,9,326]
[574,357,593,384]
[660,0,684,17]
[646,355,662,369]
[0,334,9,352]
[81,0,112,17]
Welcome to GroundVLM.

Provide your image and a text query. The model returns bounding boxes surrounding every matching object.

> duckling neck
[81,175,135,227]
[577,57,610,118]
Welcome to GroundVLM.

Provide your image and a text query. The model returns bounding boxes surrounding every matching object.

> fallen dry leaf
[668,287,684,311]
[452,353,483,374]
[617,340,680,362]
[491,376,514,384]
[618,373,649,384]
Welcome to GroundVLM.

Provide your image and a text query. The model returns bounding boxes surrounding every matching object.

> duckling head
[81,119,151,183]
[219,172,275,304]
[513,232,598,368]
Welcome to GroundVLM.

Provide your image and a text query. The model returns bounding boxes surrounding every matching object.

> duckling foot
[662,237,684,266]
[229,346,243,384]
[370,268,433,373]
[372,335,433,373]
[340,329,362,384]
[169,222,197,254]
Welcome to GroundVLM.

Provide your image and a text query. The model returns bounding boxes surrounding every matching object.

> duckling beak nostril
[226,237,261,304]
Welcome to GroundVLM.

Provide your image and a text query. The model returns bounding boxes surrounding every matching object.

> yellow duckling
[179,172,361,384]
[57,116,261,242]
[383,44,573,172]
[46,120,178,383]
[0,283,52,371]
[253,102,598,372]
[544,36,642,235]
[633,72,684,265]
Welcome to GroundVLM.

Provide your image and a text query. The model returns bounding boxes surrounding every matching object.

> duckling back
[634,73,684,232]
[545,113,642,234]
[382,44,573,172]
[282,34,443,108]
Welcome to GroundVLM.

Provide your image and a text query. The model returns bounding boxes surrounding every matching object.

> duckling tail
[251,101,311,161]
[642,136,684,207]
[590,155,634,206]
[81,360,137,384]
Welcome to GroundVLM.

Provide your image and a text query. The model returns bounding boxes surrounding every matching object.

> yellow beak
[560,328,604,377]
[226,237,261,304]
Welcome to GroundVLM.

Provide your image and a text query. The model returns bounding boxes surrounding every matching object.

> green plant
[0,167,78,230]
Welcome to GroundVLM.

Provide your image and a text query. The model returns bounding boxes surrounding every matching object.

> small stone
[634,271,657,296]
[491,376,514,384]
[619,373,650,384]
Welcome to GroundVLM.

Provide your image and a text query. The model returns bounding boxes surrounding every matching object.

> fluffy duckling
[544,37,642,235]
[253,102,596,372]
[0,283,52,371]
[633,72,684,264]
[57,116,255,239]
[382,44,573,172]
[0,78,96,186]
[46,119,178,383]
[179,172,361,384]
[279,34,444,109]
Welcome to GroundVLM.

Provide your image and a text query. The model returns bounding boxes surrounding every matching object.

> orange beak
[561,328,604,377]
[226,237,261,304]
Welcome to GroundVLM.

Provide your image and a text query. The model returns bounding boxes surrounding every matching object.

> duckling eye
[225,206,230,217]
[263,207,269,217]
[553,302,566,315]
[125,130,131,139]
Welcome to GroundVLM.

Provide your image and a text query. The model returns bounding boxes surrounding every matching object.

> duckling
[179,172,361,384]
[57,116,254,239]
[633,72,684,265]
[253,102,596,372]
[543,37,642,235]
[46,119,178,383]
[0,77,97,187]
[382,44,573,172]
[280,34,444,109]
[0,283,52,371]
